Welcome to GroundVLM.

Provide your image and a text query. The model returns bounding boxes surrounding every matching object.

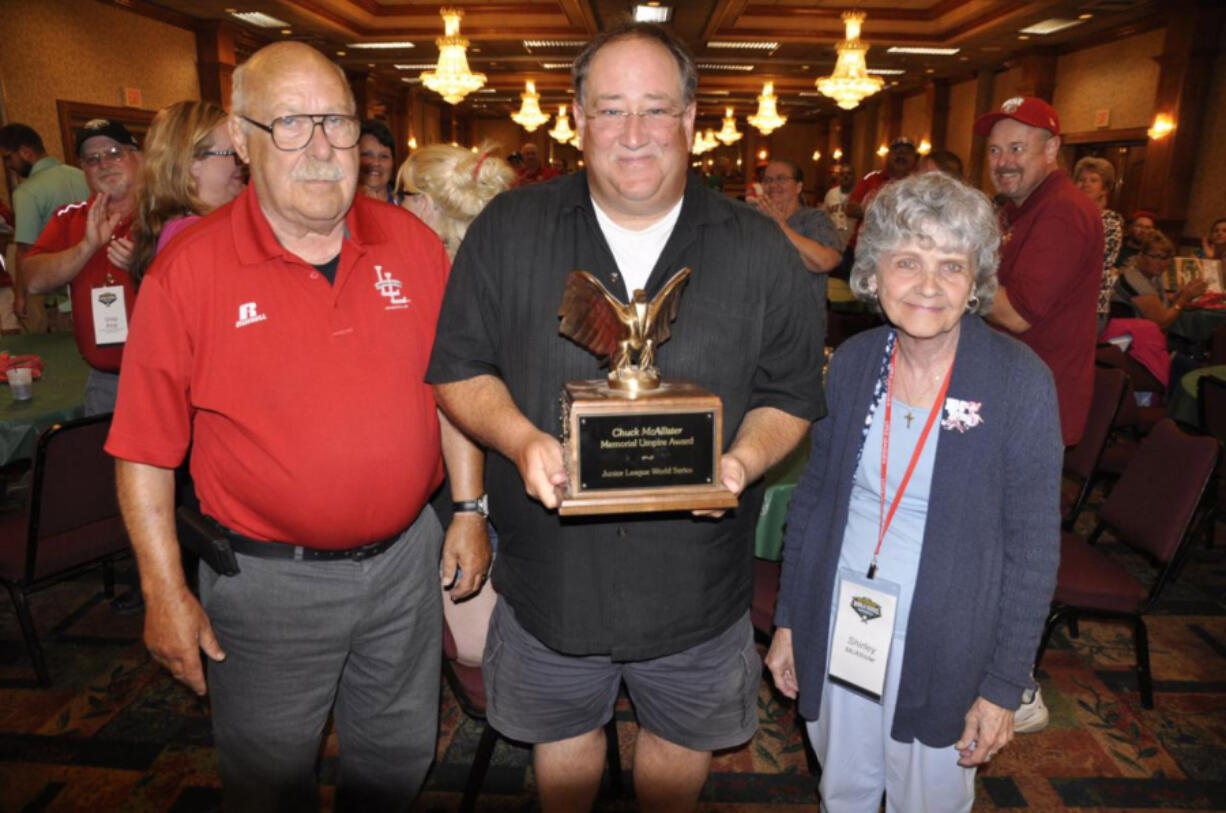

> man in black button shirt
[428,22,824,811]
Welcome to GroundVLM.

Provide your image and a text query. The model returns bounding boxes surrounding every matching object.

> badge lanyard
[868,345,953,580]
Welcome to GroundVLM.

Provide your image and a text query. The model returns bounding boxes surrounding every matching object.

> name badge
[827,567,900,702]
[91,285,128,346]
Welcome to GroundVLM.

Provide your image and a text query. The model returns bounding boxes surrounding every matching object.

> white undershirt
[591,196,684,296]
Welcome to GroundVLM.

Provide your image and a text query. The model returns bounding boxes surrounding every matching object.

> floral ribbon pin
[942,397,984,433]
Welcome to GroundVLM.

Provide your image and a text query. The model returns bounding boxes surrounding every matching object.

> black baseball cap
[75,118,139,155]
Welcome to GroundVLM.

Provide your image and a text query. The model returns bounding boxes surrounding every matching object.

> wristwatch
[453,494,490,519]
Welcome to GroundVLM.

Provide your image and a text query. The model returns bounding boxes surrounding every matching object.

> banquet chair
[1209,324,1226,366]
[442,609,622,811]
[751,558,781,642]
[0,415,129,686]
[1035,420,1218,709]
[1062,368,1127,530]
[1197,374,1226,548]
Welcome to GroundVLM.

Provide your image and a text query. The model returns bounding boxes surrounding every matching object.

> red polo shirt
[997,170,1102,446]
[846,170,892,248]
[26,198,135,372]
[105,186,450,549]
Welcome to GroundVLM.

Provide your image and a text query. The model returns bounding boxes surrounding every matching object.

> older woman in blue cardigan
[766,172,1062,812]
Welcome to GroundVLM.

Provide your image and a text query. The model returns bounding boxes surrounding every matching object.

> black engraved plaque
[577,411,716,491]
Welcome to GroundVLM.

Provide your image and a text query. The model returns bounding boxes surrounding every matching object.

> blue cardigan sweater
[774,314,1063,746]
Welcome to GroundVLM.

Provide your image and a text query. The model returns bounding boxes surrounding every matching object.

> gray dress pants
[199,507,443,812]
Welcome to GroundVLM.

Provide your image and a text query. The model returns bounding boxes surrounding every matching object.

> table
[754,441,811,561]
[1166,365,1226,430]
[0,332,88,466]
[1170,308,1226,348]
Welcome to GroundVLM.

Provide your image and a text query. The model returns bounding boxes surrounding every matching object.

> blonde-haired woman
[396,142,514,258]
[395,143,512,666]
[1073,156,1123,324]
[130,100,244,278]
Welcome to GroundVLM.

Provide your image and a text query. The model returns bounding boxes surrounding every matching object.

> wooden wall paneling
[1135,0,1226,234]
[196,20,239,108]
[927,79,950,151]
[1018,49,1058,101]
[968,69,996,192]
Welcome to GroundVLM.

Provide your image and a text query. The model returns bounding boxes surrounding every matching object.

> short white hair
[850,172,1000,314]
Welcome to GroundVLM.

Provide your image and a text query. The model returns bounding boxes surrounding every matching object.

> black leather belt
[217,522,403,562]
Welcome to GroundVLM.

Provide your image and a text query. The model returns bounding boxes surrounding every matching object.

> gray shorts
[483,599,761,752]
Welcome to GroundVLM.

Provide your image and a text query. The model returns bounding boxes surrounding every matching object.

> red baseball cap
[973,97,1060,137]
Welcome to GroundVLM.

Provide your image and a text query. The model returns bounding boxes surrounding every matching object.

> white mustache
[291,160,344,182]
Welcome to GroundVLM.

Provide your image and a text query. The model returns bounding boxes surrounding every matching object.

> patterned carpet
[2,507,1224,811]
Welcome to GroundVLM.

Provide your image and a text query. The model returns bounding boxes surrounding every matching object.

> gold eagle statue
[558,267,691,392]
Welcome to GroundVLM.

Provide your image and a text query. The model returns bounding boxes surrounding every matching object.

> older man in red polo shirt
[974,96,1100,738]
[976,97,1101,448]
[106,42,489,811]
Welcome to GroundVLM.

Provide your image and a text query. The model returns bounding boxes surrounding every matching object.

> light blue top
[12,156,90,245]
[836,396,940,634]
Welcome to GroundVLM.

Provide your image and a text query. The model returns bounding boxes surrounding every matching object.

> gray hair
[850,172,1000,314]
[572,22,698,108]
[231,43,354,121]
[1073,155,1115,190]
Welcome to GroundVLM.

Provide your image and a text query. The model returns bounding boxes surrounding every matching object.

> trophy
[556,267,739,516]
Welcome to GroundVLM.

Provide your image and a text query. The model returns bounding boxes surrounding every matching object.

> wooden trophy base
[558,379,739,517]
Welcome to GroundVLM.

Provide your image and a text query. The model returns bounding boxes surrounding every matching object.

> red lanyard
[869,344,954,579]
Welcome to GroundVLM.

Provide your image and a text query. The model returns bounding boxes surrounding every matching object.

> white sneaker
[1013,684,1049,733]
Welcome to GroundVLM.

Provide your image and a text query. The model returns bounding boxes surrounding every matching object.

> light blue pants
[200,507,443,812]
[807,635,975,813]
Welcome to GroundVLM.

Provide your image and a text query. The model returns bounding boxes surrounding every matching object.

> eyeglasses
[80,146,132,168]
[199,149,241,165]
[239,114,361,151]
[583,106,684,134]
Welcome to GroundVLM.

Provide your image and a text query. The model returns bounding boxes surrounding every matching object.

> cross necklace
[894,365,945,429]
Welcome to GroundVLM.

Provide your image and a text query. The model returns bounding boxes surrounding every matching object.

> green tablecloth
[754,441,811,561]
[1170,308,1226,346]
[0,332,88,466]
[1166,365,1226,430]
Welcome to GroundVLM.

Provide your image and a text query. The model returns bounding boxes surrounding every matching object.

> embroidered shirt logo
[373,265,410,310]
[942,397,984,433]
[235,301,268,328]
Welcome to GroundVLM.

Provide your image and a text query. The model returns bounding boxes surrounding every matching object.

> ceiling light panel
[229,11,290,28]
[887,46,960,55]
[696,63,755,72]
[347,41,416,49]
[542,62,574,70]
[867,68,905,75]
[523,40,587,49]
[1019,18,1086,35]
[634,5,672,23]
[708,41,780,51]
[393,63,436,70]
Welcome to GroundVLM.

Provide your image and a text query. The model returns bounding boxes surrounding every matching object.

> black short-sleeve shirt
[427,171,825,660]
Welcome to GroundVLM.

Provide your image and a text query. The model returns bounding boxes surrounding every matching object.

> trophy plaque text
[556,268,738,516]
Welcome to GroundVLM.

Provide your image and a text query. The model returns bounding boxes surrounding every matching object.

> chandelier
[747,81,787,135]
[511,80,550,131]
[420,8,487,105]
[549,104,576,144]
[715,107,742,145]
[816,12,885,111]
[691,129,719,155]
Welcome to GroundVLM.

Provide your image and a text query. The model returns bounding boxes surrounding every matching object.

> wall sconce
[876,143,889,157]
[832,147,843,160]
[757,148,769,161]
[1148,113,1175,140]
[917,138,932,155]
[407,135,418,150]
[812,149,821,161]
